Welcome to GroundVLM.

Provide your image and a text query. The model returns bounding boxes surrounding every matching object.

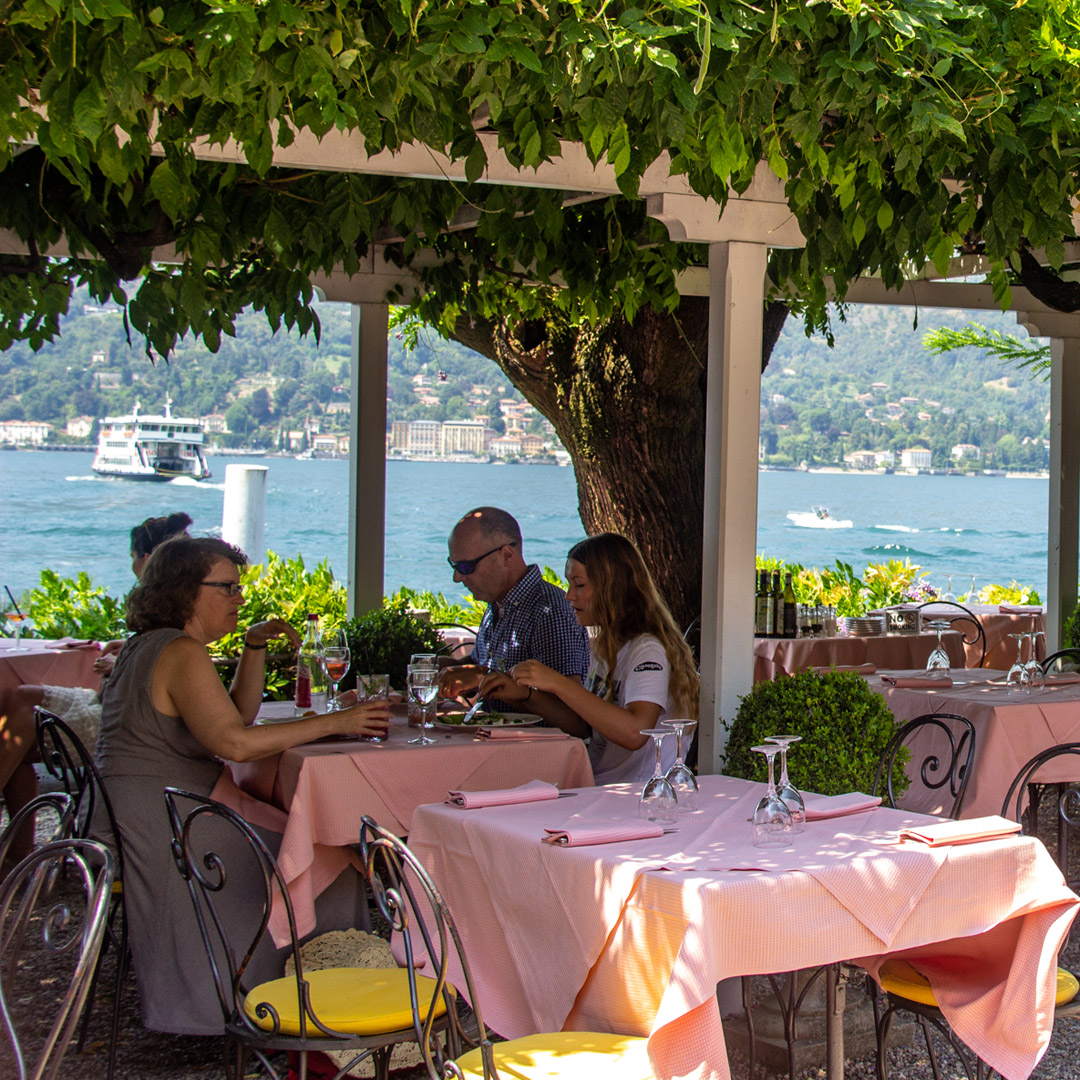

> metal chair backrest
[682,617,702,667]
[432,623,478,659]
[916,601,986,667]
[0,838,114,1080]
[164,787,358,1041]
[34,710,124,882]
[0,793,75,869]
[1042,649,1080,675]
[872,713,977,819]
[359,816,494,1079]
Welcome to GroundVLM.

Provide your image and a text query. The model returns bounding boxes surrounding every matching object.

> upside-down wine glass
[321,632,351,712]
[751,743,793,847]
[1006,632,1029,694]
[661,719,698,810]
[1024,629,1044,691]
[639,729,678,823]
[925,619,952,673]
[942,574,957,602]
[408,666,439,745]
[765,734,805,833]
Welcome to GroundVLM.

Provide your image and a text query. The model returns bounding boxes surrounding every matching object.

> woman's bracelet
[524,686,533,702]
[243,638,268,650]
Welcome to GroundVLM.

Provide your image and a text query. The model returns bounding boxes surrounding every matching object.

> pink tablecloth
[919,604,1046,670]
[0,639,102,703]
[407,775,1078,1080]
[870,668,1080,818]
[754,630,965,681]
[223,710,594,944]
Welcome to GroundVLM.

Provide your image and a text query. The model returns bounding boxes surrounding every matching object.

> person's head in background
[130,512,194,579]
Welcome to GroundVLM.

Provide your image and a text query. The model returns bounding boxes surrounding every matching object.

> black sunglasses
[447,542,516,576]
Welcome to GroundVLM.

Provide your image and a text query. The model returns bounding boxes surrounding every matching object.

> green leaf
[464,139,487,183]
[149,160,187,220]
[876,202,894,231]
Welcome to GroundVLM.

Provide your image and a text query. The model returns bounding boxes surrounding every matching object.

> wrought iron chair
[916,601,986,667]
[872,713,977,820]
[743,713,977,1080]
[358,815,653,1079]
[0,837,115,1080]
[873,743,1080,1080]
[164,787,457,1080]
[1042,648,1080,675]
[34,708,128,1080]
[433,622,478,660]
[0,792,75,868]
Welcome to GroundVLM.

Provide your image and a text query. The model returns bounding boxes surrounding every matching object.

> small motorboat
[786,506,853,529]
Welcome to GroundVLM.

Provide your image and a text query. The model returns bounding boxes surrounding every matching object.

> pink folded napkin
[476,727,569,740]
[880,674,953,689]
[813,663,877,675]
[803,792,882,820]
[899,815,1022,847]
[447,779,560,809]
[45,637,99,650]
[999,604,1042,614]
[1041,672,1080,685]
[542,821,666,847]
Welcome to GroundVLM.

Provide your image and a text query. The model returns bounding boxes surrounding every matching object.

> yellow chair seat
[243,966,450,1036]
[880,959,1079,1009]
[455,1031,653,1079]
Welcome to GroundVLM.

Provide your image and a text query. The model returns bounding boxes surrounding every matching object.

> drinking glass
[1023,631,1044,691]
[661,719,698,811]
[968,575,978,603]
[408,654,438,727]
[408,667,438,745]
[1005,633,1029,693]
[751,743,793,847]
[924,619,951,673]
[322,633,351,711]
[638,729,678,823]
[357,672,391,741]
[410,653,437,669]
[4,611,31,651]
[765,734,805,832]
[942,574,957,602]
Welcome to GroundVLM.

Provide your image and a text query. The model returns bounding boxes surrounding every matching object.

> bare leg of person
[0,685,45,867]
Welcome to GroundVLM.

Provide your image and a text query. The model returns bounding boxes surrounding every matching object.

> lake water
[0,451,1051,603]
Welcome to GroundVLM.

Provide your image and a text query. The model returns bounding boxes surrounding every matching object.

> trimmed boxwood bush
[342,597,444,693]
[722,670,908,798]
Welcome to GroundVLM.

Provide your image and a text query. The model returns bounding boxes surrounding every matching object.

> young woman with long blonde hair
[483,532,699,783]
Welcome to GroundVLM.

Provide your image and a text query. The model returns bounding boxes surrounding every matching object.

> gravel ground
[4,799,1080,1080]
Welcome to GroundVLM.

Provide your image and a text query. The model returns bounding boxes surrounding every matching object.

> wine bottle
[754,570,769,636]
[783,572,798,638]
[294,613,327,715]
[771,571,783,639]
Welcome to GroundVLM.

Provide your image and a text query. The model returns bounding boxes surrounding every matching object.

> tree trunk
[449,298,787,630]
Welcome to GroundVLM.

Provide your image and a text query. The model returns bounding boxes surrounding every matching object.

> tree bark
[449,298,787,630]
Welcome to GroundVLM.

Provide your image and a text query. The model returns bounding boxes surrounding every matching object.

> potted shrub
[722,670,907,798]
[342,597,444,694]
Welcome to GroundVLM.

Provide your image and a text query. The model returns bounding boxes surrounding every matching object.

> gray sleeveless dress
[97,629,363,1035]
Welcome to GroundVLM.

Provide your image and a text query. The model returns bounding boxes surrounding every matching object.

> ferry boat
[91,400,211,481]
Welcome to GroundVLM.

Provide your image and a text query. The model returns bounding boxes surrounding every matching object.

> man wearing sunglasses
[440,506,590,703]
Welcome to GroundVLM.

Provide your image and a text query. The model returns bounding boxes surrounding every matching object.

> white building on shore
[0,420,53,446]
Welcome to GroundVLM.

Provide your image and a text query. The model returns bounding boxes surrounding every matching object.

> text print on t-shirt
[585,671,622,700]
[634,661,664,672]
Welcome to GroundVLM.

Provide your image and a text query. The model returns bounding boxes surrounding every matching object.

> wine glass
[751,743,793,847]
[408,667,438,745]
[321,633,351,711]
[4,611,31,651]
[924,619,952,673]
[765,735,805,833]
[638,729,678,823]
[1023,631,1044,691]
[968,575,978,604]
[661,719,698,811]
[1005,633,1029,694]
[942,574,957,602]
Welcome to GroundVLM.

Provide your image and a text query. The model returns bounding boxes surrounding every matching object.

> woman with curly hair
[97,534,389,1034]
[482,532,699,783]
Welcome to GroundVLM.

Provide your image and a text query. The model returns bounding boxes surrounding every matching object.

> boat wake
[786,509,852,529]
[169,476,226,490]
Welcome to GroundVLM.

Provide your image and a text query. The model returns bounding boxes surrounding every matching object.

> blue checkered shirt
[471,565,591,690]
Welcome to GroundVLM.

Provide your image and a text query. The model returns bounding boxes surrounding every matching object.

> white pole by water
[221,464,268,562]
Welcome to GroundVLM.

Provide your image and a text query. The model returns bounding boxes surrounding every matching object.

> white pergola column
[697,243,768,771]
[347,302,389,616]
[1018,314,1080,651]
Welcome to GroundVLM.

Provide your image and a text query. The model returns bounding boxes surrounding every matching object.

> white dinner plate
[434,712,544,731]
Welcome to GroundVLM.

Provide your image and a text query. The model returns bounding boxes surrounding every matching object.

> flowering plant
[903,580,939,603]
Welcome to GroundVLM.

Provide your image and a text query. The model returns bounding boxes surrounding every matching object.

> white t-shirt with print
[585,634,676,784]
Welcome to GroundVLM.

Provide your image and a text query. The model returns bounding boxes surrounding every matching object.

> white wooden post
[347,302,389,617]
[697,242,768,771]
